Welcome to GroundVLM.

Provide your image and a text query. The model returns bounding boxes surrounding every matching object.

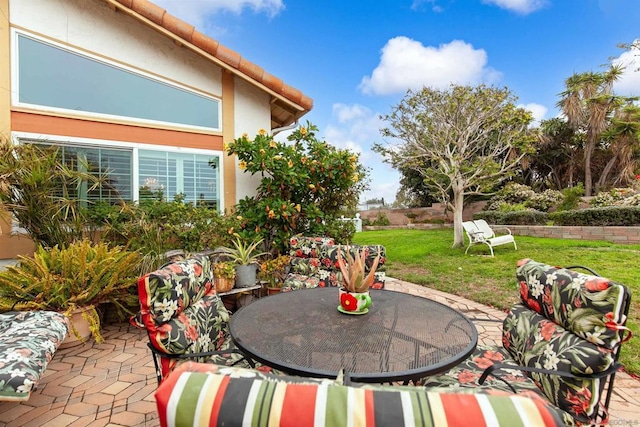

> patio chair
[134,255,252,384]
[421,258,632,426]
[463,219,517,256]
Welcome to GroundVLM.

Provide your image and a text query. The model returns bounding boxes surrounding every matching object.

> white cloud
[519,102,548,127]
[613,48,640,97]
[324,104,400,204]
[360,37,501,95]
[482,0,547,14]
[152,0,284,31]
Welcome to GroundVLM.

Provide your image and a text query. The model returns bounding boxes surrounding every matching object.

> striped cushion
[155,363,567,427]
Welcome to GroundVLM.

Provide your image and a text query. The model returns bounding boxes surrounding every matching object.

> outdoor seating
[463,219,517,256]
[421,258,632,425]
[0,310,69,401]
[155,361,572,427]
[133,255,250,384]
[281,236,386,292]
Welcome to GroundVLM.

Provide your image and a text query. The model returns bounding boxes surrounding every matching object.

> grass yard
[353,228,640,377]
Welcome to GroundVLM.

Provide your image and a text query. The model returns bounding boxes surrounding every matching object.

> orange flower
[458,370,478,384]
[268,210,275,219]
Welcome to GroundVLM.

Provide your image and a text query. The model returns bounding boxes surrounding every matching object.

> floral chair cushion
[503,304,611,421]
[289,236,336,258]
[0,311,70,401]
[138,255,213,327]
[284,236,386,291]
[281,274,321,292]
[516,258,630,350]
[420,344,543,396]
[137,256,240,381]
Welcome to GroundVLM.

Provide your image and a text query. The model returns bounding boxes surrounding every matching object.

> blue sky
[154,0,640,205]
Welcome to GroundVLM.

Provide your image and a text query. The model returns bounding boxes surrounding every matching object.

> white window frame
[11,29,222,133]
[11,131,225,208]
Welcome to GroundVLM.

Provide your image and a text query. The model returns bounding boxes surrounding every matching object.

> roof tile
[108,0,312,116]
[238,58,265,82]
[131,0,165,25]
[262,72,284,94]
[215,44,241,69]
[191,31,219,56]
[162,14,195,42]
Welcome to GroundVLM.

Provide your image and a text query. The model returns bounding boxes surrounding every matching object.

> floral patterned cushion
[516,258,630,350]
[137,256,237,380]
[281,273,321,292]
[0,311,70,401]
[421,259,631,425]
[138,255,213,326]
[284,236,386,291]
[503,304,612,421]
[420,344,543,396]
[289,236,336,258]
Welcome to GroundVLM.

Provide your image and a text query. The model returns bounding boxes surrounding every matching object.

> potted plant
[258,255,291,295]
[336,245,381,314]
[0,240,141,346]
[213,261,236,293]
[221,236,268,287]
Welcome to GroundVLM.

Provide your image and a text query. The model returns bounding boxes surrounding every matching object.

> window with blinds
[22,141,220,208]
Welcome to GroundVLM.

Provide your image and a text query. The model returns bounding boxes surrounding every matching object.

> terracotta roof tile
[130,0,165,25]
[191,31,219,56]
[215,44,241,69]
[262,73,284,94]
[162,14,195,42]
[238,58,265,82]
[108,0,313,119]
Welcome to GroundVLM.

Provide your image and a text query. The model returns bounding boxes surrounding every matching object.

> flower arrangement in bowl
[336,245,381,314]
[258,255,291,293]
[213,261,236,293]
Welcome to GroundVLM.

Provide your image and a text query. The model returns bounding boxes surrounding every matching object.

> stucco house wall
[0,0,311,258]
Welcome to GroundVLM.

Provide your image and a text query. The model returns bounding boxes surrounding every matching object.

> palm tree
[597,103,640,189]
[557,66,624,196]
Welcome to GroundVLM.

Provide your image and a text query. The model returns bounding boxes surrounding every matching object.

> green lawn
[353,228,640,377]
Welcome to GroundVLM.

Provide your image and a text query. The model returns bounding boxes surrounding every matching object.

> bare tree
[375,85,535,247]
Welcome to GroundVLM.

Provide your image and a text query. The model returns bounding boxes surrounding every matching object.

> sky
[153,0,640,205]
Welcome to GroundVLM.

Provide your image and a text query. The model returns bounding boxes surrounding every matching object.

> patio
[0,278,638,427]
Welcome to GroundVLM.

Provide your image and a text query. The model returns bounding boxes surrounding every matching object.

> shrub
[371,212,391,226]
[527,189,563,212]
[90,198,240,260]
[591,187,640,208]
[474,210,548,225]
[557,184,584,211]
[486,183,561,213]
[226,122,369,254]
[549,206,640,226]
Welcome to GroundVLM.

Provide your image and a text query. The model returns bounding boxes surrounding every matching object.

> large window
[139,150,219,206]
[15,33,221,130]
[20,137,221,208]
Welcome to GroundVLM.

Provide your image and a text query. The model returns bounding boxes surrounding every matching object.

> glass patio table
[229,287,478,383]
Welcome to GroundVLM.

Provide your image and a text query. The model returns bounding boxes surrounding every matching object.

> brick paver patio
[0,278,638,426]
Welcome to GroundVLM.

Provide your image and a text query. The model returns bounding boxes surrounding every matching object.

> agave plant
[337,245,381,293]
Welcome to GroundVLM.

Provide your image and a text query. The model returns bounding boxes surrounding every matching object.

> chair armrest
[493,227,512,235]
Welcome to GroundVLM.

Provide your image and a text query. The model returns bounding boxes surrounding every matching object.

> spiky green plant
[337,245,381,293]
[0,240,141,343]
